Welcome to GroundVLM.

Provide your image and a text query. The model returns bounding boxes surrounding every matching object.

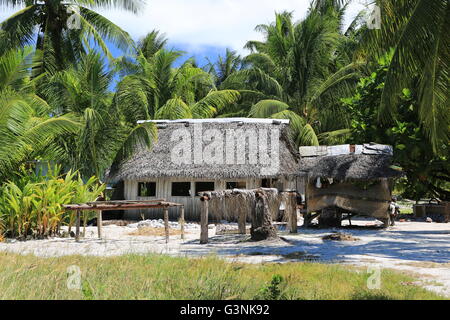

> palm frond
[191,90,240,118]
[298,123,320,146]
[79,7,135,55]
[377,0,449,151]
[114,121,157,164]
[0,46,35,91]
[318,128,352,145]
[0,5,39,54]
[137,29,168,59]
[222,68,284,98]
[76,0,146,15]
[249,99,290,118]
[155,97,192,120]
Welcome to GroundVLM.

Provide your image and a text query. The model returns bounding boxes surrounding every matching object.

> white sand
[1,218,449,297]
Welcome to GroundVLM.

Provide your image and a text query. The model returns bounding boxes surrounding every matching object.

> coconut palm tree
[40,51,155,179]
[361,0,449,153]
[223,1,363,146]
[0,0,143,73]
[114,32,241,121]
[137,29,168,60]
[0,47,79,179]
[206,48,243,87]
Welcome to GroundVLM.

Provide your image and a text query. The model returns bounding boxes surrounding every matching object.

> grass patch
[0,252,445,300]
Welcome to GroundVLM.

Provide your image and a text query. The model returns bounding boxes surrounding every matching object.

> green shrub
[0,165,104,239]
[255,274,287,300]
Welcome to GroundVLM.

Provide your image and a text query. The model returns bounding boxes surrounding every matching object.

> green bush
[0,165,105,239]
[255,274,287,300]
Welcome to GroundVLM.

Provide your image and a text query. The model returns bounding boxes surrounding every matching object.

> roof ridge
[137,118,290,125]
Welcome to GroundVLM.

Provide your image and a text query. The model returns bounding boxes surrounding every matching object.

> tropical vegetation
[344,53,449,200]
[0,0,142,73]
[0,165,104,239]
[0,0,449,238]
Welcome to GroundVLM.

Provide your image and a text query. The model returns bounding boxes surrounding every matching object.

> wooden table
[63,200,185,243]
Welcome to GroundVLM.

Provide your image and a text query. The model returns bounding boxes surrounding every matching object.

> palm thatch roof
[107,119,300,182]
[299,154,402,181]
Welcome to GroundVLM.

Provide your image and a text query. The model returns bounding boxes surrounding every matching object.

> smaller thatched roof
[299,154,402,181]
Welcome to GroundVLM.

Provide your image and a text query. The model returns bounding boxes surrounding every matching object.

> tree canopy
[0,0,448,200]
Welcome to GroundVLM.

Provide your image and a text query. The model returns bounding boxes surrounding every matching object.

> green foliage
[0,0,142,73]
[0,47,80,180]
[360,0,449,152]
[255,274,287,300]
[114,42,241,122]
[206,48,243,86]
[81,280,95,300]
[40,52,156,179]
[1,0,448,204]
[237,4,363,146]
[0,165,105,239]
[344,55,449,200]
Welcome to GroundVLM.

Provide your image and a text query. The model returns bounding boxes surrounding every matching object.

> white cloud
[1,0,367,54]
[102,0,311,52]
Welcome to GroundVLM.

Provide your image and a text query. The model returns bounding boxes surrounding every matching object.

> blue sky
[1,0,367,66]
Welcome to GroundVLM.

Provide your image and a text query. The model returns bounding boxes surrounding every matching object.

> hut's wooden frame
[123,177,267,220]
[63,200,185,243]
[198,188,298,244]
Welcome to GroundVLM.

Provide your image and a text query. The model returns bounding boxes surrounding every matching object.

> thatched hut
[298,144,402,227]
[107,118,300,220]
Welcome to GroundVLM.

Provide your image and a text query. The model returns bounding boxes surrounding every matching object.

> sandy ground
[0,218,449,297]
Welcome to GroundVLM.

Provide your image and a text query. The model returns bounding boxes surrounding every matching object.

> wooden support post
[75,210,81,242]
[200,196,209,244]
[82,214,86,237]
[180,206,185,240]
[238,209,246,234]
[163,207,169,244]
[97,210,103,239]
[288,192,298,234]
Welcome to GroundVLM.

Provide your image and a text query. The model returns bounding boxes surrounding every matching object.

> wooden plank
[97,210,102,239]
[200,198,209,244]
[87,199,166,205]
[238,208,246,234]
[63,202,183,211]
[75,210,81,242]
[288,193,298,234]
[164,207,169,243]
